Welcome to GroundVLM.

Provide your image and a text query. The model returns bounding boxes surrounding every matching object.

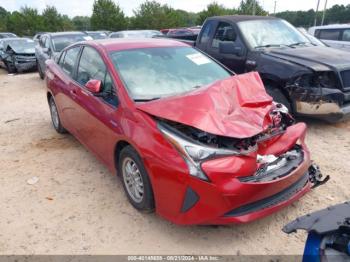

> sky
[1,0,349,17]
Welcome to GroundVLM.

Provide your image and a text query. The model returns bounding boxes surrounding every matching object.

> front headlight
[157,122,254,181]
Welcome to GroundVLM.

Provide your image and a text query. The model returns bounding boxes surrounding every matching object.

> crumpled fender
[136,72,273,138]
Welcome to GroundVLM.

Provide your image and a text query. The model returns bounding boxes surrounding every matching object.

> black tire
[38,61,44,79]
[6,62,16,74]
[265,85,292,112]
[48,96,67,134]
[118,146,155,212]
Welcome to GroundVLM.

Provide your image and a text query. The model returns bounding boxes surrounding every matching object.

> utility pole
[252,0,256,16]
[273,0,277,15]
[314,0,321,26]
[321,0,328,25]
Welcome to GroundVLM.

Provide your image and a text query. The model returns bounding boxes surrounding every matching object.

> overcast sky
[1,0,349,17]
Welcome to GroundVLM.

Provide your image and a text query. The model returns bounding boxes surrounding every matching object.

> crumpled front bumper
[156,123,323,225]
[291,86,350,122]
[15,60,37,72]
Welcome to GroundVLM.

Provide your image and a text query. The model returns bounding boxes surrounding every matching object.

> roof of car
[1,37,31,42]
[309,24,350,30]
[85,38,189,52]
[208,15,278,23]
[46,31,86,37]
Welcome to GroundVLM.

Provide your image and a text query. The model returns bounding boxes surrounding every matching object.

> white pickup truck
[309,24,350,52]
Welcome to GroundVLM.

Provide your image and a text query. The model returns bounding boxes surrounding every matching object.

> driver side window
[76,46,117,106]
[212,22,236,48]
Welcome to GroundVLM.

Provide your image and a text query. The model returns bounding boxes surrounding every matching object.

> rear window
[318,29,341,41]
[52,34,89,52]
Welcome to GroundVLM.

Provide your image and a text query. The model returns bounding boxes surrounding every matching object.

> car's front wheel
[49,96,67,134]
[6,62,16,74]
[119,146,154,212]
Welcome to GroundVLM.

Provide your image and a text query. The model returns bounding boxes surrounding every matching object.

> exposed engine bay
[158,103,294,152]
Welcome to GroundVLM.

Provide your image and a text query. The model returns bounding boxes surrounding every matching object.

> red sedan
[45,38,326,225]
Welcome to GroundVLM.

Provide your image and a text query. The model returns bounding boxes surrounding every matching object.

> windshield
[3,39,35,53]
[110,47,231,101]
[237,19,311,49]
[88,32,107,39]
[52,34,89,52]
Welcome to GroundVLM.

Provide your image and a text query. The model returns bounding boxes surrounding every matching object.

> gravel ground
[0,69,349,255]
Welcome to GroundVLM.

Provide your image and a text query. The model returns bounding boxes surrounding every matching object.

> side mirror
[219,42,243,56]
[85,79,102,94]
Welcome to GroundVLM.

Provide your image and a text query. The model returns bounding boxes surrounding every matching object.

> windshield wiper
[288,42,308,47]
[254,44,289,49]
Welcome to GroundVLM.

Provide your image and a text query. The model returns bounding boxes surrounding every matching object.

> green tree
[6,11,25,35]
[91,0,127,31]
[0,6,8,31]
[72,16,91,30]
[42,6,63,31]
[131,1,184,29]
[196,2,237,25]
[19,6,43,36]
[61,15,74,31]
[238,0,267,16]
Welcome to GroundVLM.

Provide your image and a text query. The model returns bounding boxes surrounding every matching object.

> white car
[309,24,350,51]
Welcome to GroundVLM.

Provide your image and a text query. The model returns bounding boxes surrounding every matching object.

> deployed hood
[136,72,274,139]
[266,46,350,71]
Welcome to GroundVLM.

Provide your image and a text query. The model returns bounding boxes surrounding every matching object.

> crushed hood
[5,44,35,55]
[136,72,273,139]
[266,46,350,71]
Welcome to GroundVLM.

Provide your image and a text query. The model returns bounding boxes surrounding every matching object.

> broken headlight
[157,122,255,181]
[295,71,338,89]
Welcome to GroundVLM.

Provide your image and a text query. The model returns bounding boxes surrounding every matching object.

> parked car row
[0,37,36,73]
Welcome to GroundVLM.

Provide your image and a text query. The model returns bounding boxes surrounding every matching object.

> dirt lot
[0,69,349,255]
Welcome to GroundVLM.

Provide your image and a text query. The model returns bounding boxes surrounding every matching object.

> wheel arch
[114,140,132,176]
[261,75,294,112]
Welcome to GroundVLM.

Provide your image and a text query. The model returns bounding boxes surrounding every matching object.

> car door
[52,46,82,135]
[205,22,247,73]
[70,45,121,167]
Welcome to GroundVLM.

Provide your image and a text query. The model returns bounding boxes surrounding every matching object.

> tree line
[0,0,349,36]
[276,4,350,27]
[0,0,266,36]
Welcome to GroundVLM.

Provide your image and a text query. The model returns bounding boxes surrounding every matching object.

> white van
[309,24,350,51]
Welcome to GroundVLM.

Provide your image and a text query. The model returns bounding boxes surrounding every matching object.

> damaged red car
[45,39,327,225]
